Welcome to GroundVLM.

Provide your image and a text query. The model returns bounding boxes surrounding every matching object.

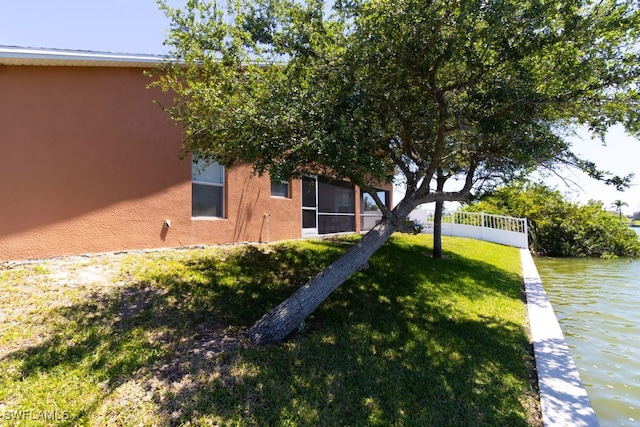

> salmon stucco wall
[189,163,302,247]
[0,64,302,261]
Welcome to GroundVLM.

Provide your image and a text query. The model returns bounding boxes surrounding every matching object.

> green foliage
[0,235,539,425]
[153,0,639,211]
[463,182,640,257]
[151,0,639,339]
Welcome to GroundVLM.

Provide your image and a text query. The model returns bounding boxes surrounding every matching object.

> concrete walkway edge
[520,249,600,427]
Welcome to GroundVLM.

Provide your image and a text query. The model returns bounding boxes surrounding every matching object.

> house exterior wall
[0,62,391,261]
[0,64,302,261]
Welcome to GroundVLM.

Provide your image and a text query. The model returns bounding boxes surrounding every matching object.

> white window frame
[192,159,225,219]
[270,179,290,198]
[317,177,356,235]
[302,175,318,236]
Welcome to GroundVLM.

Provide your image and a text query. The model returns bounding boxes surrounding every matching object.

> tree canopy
[154,0,640,343]
[156,0,639,206]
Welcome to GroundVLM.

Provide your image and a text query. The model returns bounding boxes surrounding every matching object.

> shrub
[462,182,640,257]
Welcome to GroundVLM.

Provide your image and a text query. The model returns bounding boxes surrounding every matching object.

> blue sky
[0,0,172,55]
[546,126,640,213]
[3,0,640,213]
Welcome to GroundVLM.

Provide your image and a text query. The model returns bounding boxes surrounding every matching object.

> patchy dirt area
[0,249,247,425]
[2,252,124,292]
[1,253,132,343]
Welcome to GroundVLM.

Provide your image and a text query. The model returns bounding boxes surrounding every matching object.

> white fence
[409,210,529,249]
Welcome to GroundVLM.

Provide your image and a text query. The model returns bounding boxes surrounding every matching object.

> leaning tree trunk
[248,196,421,345]
[248,219,397,345]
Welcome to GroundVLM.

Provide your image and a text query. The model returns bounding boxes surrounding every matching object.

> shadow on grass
[2,235,537,426]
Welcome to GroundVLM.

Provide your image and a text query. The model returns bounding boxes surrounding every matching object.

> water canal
[535,228,640,426]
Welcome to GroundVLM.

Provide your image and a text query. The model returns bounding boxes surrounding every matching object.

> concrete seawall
[520,249,599,426]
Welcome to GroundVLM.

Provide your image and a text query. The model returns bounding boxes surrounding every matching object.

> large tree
[154,0,639,344]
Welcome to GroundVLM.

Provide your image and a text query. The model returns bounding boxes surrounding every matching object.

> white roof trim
[0,46,170,67]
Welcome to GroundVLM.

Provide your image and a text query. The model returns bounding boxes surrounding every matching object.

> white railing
[408,210,529,249]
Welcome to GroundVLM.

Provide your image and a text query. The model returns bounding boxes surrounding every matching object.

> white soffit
[0,46,169,67]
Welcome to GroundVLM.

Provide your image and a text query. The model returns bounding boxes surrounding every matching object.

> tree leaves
[464,182,640,257]
[153,0,640,205]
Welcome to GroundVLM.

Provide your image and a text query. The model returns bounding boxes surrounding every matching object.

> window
[301,176,358,235]
[361,189,388,231]
[302,176,318,234]
[192,158,224,218]
[317,178,355,234]
[271,180,290,198]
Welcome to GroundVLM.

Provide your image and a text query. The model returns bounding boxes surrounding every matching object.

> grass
[0,234,540,426]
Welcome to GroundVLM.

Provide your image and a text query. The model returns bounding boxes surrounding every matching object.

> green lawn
[0,234,540,426]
